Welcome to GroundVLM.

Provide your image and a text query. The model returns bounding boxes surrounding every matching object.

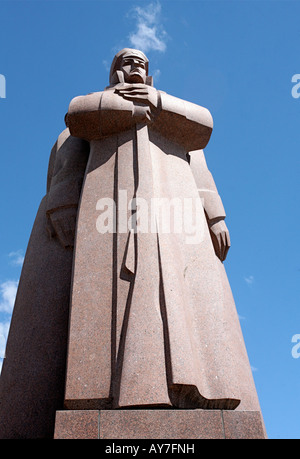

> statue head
[109,48,153,86]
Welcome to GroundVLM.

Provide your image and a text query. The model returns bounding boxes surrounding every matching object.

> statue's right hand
[47,207,78,248]
[115,84,158,123]
[116,84,158,109]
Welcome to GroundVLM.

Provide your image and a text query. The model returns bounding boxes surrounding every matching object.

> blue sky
[0,0,299,439]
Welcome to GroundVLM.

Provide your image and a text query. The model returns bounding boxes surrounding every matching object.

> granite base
[54,409,266,439]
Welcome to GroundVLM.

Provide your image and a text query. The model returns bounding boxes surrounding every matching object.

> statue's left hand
[209,219,231,262]
[116,84,158,110]
[47,207,77,248]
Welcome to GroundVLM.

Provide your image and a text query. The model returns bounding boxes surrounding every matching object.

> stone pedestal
[53,409,266,439]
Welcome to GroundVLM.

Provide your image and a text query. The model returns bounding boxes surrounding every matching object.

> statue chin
[127,73,145,83]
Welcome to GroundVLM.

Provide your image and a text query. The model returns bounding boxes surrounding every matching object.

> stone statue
[0,48,262,438]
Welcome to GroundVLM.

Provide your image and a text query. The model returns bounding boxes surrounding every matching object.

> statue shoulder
[57,128,71,149]
[68,91,104,115]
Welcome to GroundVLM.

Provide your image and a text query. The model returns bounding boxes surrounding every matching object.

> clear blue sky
[0,0,299,439]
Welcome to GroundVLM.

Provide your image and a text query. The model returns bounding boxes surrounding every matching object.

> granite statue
[0,48,263,438]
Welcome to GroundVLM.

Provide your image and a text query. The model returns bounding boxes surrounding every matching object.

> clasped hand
[115,84,159,123]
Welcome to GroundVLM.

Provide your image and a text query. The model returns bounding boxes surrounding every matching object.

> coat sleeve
[65,90,139,141]
[66,89,214,150]
[152,92,213,151]
[189,149,226,223]
[45,128,90,215]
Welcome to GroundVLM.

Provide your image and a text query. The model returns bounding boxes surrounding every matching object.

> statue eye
[123,59,145,68]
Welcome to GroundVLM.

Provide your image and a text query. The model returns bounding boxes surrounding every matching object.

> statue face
[120,54,147,84]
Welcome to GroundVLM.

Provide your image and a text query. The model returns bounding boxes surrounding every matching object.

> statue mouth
[128,72,144,83]
[130,69,142,76]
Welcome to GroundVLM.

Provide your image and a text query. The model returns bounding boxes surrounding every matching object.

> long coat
[64,86,261,412]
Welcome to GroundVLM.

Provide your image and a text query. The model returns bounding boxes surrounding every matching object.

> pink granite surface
[54,409,267,439]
